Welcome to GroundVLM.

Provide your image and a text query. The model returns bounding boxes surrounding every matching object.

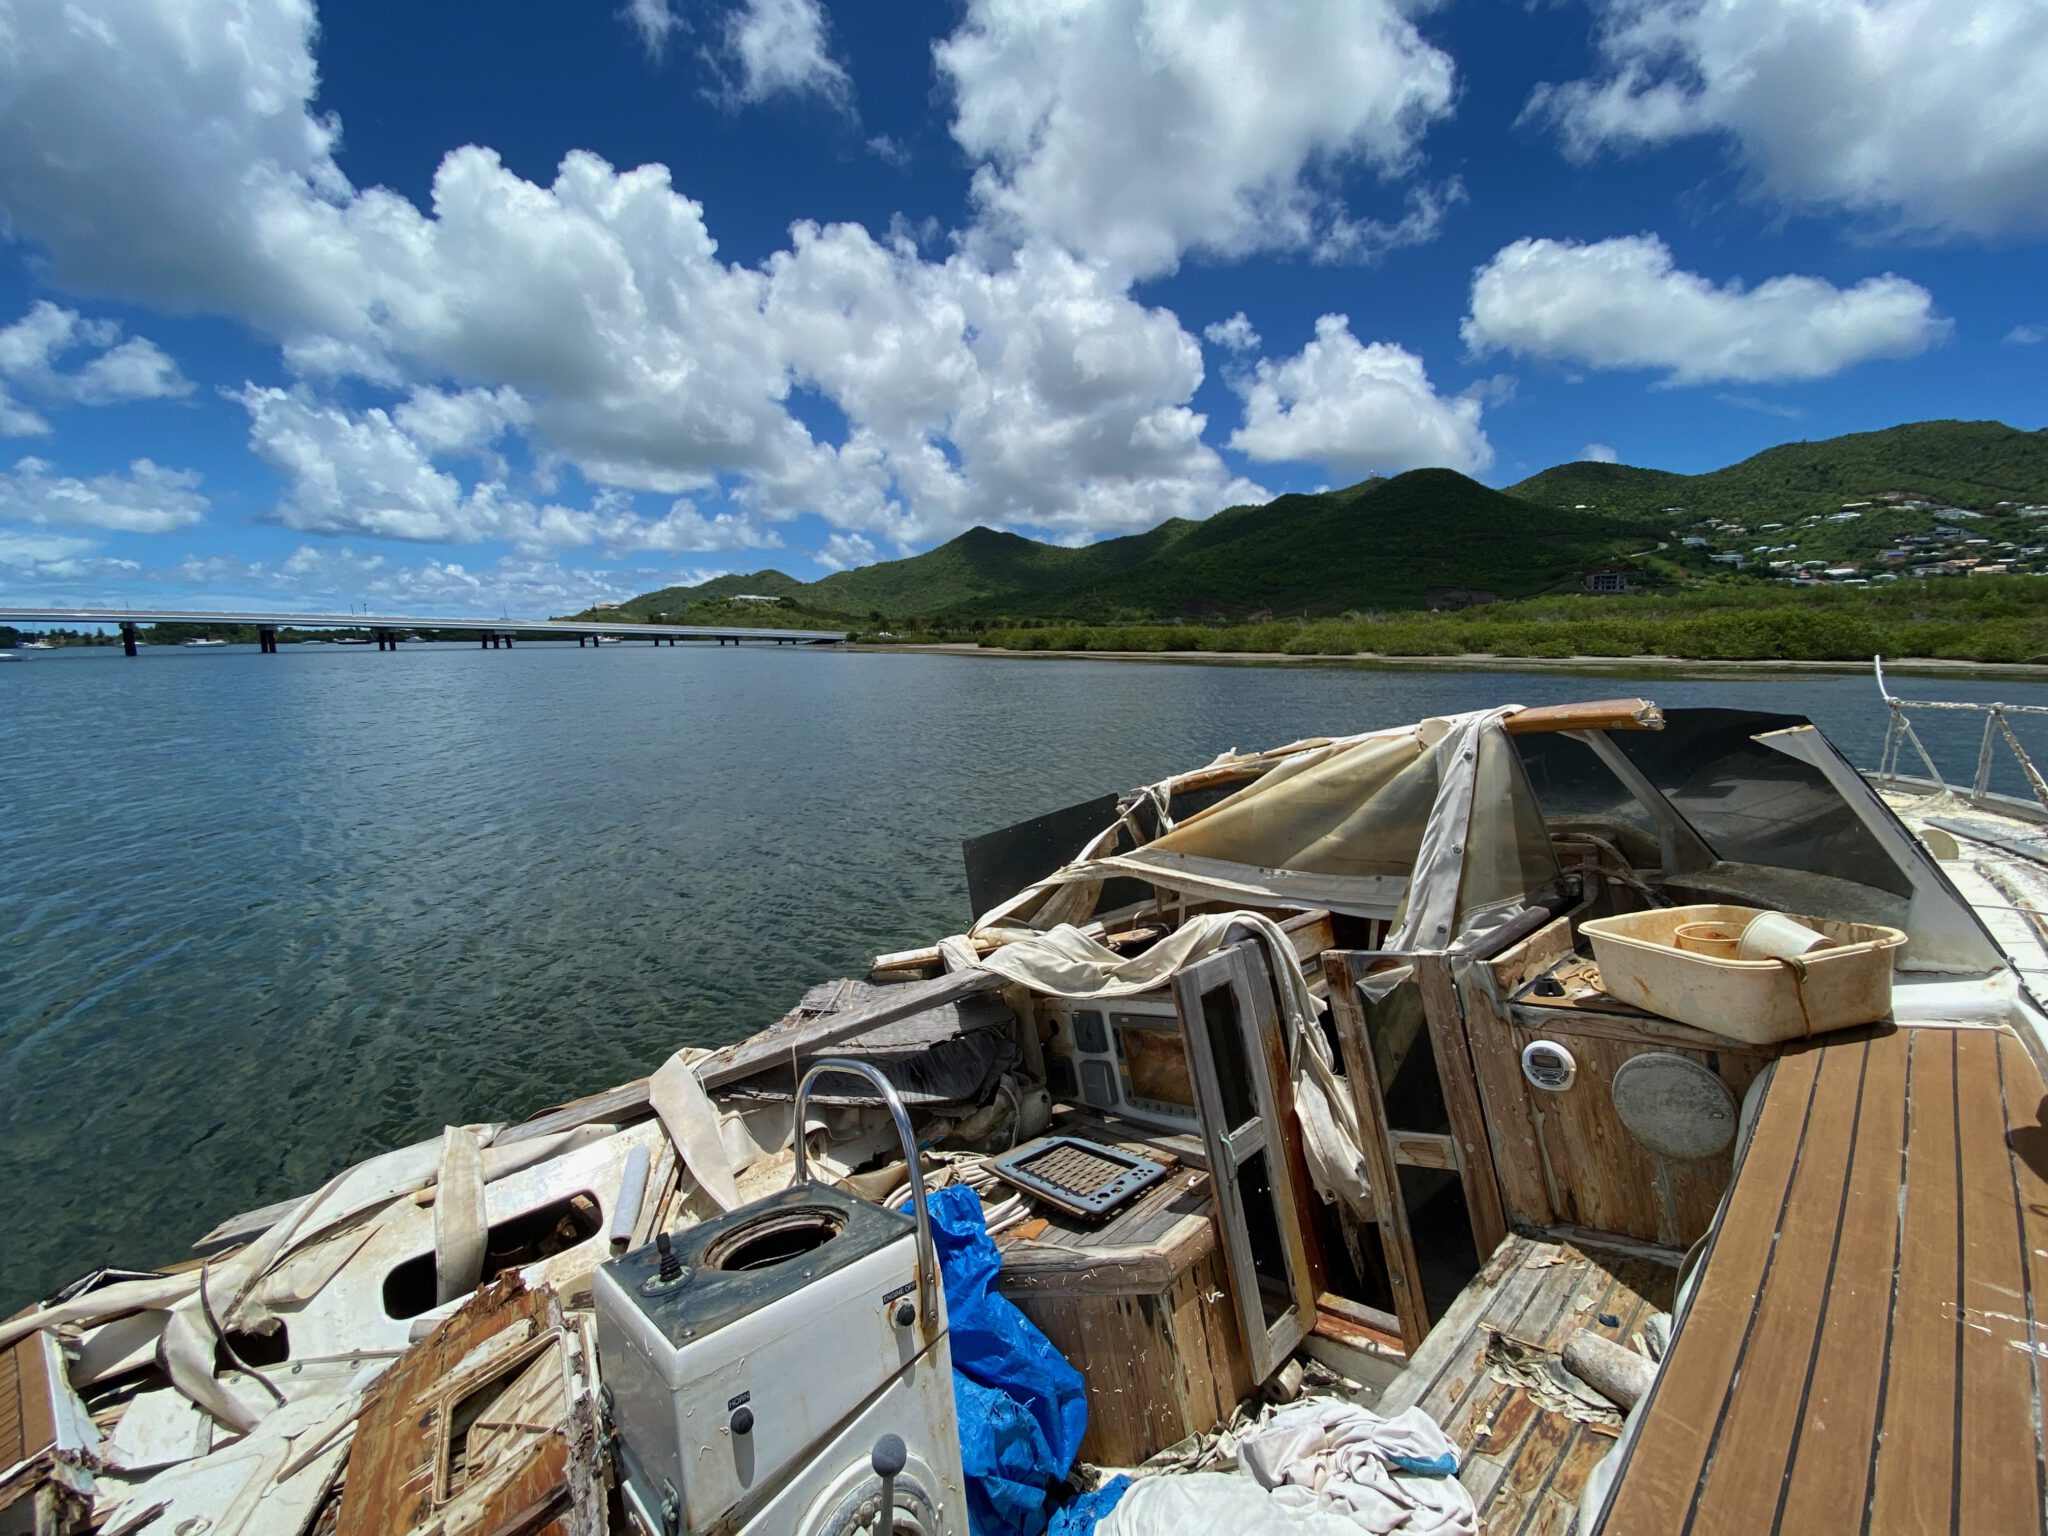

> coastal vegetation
[970,579,2048,665]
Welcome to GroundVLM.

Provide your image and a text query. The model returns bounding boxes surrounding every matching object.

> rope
[1770,953,1817,1038]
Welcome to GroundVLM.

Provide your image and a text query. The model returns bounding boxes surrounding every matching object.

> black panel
[962,793,1156,922]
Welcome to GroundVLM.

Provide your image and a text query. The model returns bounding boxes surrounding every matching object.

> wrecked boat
[6,693,2048,1535]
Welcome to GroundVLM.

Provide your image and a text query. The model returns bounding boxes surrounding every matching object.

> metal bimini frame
[1874,654,2048,814]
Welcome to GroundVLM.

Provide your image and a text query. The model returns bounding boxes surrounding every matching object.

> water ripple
[2,642,2043,1303]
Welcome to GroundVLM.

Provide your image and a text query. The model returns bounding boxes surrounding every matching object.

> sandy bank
[843,643,2048,682]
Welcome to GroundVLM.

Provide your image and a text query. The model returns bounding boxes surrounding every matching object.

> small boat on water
[7,682,2048,1535]
[594,633,624,645]
[181,637,230,647]
[330,636,373,646]
[22,637,56,648]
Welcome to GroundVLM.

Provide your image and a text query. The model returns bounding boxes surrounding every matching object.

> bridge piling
[259,626,277,654]
[121,622,138,657]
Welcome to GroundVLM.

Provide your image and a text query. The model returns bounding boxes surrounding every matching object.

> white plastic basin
[1578,904,1906,1043]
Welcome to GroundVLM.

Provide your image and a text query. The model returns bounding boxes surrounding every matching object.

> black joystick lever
[656,1232,682,1282]
[872,1433,906,1532]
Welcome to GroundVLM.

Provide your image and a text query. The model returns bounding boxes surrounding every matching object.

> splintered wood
[335,1276,600,1536]
[1377,1235,1673,1531]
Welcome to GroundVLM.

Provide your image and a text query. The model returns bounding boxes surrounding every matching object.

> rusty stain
[335,1276,600,1536]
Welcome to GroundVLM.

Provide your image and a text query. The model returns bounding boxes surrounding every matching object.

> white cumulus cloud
[622,0,684,61]
[1462,235,1948,385]
[0,301,192,434]
[1227,315,1492,479]
[1204,313,1261,353]
[2006,325,2045,348]
[723,0,851,106]
[0,0,1279,557]
[1580,442,1620,463]
[1527,0,2048,241]
[0,455,209,533]
[236,386,787,555]
[814,531,879,572]
[936,0,1457,278]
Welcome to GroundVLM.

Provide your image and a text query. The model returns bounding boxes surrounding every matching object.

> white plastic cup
[1738,911,1835,961]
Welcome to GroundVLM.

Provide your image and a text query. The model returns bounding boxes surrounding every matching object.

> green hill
[1508,420,2048,521]
[577,419,2048,628]
[1008,470,1658,621]
[575,470,1656,625]
[806,514,1205,616]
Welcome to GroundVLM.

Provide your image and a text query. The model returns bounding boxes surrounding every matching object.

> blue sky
[0,0,2042,618]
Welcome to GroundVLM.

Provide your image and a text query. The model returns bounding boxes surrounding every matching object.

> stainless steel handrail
[791,1057,937,1328]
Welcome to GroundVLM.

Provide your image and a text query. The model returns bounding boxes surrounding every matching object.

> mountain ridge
[577,419,2048,625]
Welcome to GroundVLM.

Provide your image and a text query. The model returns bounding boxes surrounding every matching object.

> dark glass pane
[1238,1149,1295,1327]
[1613,709,1910,897]
[1200,982,1258,1130]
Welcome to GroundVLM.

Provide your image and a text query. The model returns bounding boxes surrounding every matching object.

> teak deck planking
[1597,1023,2048,1534]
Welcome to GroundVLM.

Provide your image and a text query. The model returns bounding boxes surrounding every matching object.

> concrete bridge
[0,607,848,654]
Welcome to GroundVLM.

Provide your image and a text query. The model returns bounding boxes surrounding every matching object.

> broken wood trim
[1173,945,1317,1381]
[1542,1224,1687,1268]
[1390,1130,1459,1170]
[1315,1291,1405,1349]
[497,967,1008,1148]
[1463,936,1563,1231]
[1503,698,1664,735]
[1414,953,1511,1260]
[1507,1000,1781,1056]
[1324,951,1431,1353]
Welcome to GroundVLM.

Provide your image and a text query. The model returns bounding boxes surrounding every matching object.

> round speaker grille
[1611,1052,1737,1161]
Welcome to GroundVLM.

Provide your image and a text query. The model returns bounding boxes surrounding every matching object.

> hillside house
[1580,566,1644,595]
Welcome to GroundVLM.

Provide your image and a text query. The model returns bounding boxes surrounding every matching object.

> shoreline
[845,642,2048,682]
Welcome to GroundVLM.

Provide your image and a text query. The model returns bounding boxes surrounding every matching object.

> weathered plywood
[1378,1235,1670,1533]
[1007,1243,1251,1466]
[335,1277,599,1536]
[1414,953,1509,1258]
[1325,952,1430,1352]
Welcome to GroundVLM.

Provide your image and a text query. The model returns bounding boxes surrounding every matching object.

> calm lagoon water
[5,640,2047,1303]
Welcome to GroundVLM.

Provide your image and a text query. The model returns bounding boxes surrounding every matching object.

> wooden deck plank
[1997,1029,2048,1529]
[1379,1235,1530,1417]
[1774,1032,1909,1534]
[1953,1028,2045,1536]
[1602,1023,2048,1535]
[1429,1250,1597,1439]
[1596,1046,1823,1530]
[0,1339,24,1469]
[1867,1030,1963,1535]
[1688,1040,1868,1533]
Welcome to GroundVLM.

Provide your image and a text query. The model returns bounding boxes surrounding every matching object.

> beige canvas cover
[972,707,1558,949]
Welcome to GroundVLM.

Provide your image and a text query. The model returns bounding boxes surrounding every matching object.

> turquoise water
[3,641,2044,1304]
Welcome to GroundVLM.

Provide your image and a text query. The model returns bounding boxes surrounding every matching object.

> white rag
[1097,1472,1368,1535]
[1237,1401,1477,1536]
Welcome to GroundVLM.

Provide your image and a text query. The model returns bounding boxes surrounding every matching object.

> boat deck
[1378,1235,1674,1534]
[1598,1021,2048,1533]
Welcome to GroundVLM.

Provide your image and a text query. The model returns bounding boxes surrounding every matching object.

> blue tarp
[1047,1475,1132,1535]
[925,1184,1089,1536]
